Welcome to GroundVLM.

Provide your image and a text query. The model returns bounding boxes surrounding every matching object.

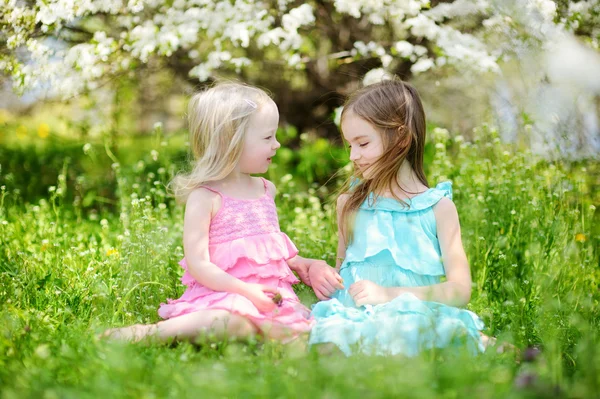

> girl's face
[238,100,281,174]
[341,110,384,179]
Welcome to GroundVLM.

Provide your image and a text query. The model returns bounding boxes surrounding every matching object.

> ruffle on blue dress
[309,182,485,356]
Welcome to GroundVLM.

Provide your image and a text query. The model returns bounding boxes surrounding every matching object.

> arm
[183,188,277,311]
[350,198,472,307]
[305,194,348,300]
[263,178,315,285]
[334,194,349,272]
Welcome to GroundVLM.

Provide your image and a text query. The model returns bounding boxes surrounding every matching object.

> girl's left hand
[348,280,390,306]
[294,261,311,287]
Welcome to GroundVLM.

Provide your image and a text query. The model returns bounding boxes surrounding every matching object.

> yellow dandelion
[38,123,50,139]
[106,248,119,256]
[575,233,586,243]
[41,239,50,251]
[16,125,27,140]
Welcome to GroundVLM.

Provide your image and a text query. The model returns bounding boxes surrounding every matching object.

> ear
[395,127,412,148]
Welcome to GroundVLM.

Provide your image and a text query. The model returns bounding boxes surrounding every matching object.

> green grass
[0,125,598,398]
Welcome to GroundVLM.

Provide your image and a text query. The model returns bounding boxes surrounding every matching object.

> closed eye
[359,142,369,147]
[265,136,273,140]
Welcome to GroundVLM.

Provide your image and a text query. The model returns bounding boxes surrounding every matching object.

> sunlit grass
[0,125,598,398]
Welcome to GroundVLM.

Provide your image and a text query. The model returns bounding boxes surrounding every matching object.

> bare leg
[258,321,305,343]
[102,309,258,344]
[312,342,344,356]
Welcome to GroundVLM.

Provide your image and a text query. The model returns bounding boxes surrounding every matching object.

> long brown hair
[339,78,428,244]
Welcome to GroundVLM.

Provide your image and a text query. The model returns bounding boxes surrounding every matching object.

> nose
[273,139,281,150]
[349,146,360,161]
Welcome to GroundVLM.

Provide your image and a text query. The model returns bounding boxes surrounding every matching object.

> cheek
[243,141,263,156]
[364,147,379,160]
[369,142,384,158]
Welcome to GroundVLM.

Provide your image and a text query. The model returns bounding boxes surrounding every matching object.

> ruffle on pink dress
[158,178,314,339]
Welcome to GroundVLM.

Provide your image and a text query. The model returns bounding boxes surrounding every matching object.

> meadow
[0,123,598,398]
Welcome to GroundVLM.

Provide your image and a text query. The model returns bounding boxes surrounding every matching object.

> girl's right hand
[308,261,344,301]
[242,283,278,313]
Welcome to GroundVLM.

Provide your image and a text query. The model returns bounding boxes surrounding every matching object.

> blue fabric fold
[309,181,485,356]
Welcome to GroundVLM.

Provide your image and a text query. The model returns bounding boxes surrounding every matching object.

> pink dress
[158,178,314,338]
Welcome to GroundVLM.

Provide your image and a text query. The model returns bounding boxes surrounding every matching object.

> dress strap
[198,185,224,199]
[259,177,270,197]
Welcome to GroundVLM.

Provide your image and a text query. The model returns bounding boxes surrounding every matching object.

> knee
[227,316,256,338]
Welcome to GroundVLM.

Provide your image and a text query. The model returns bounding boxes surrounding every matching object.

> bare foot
[284,335,309,358]
[480,332,518,355]
[100,324,157,343]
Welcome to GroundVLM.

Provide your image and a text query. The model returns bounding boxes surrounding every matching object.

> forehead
[341,110,379,141]
[247,100,279,132]
[257,100,278,120]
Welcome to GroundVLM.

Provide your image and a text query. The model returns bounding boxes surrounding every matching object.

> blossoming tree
[1,0,597,139]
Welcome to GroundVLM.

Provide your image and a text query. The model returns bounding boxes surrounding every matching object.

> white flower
[380,54,393,68]
[535,0,557,22]
[411,58,434,73]
[363,68,389,86]
[394,41,414,58]
[282,4,315,31]
[406,14,439,40]
[333,106,344,127]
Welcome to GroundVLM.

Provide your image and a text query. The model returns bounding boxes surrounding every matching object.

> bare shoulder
[433,197,456,213]
[433,197,459,224]
[261,177,277,198]
[186,187,221,217]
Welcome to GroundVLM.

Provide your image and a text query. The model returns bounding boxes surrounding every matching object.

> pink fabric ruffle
[158,232,313,337]
[179,232,299,287]
[209,231,299,270]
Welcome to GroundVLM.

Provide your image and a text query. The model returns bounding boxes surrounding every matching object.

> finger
[348,288,356,299]
[353,293,367,306]
[347,285,355,297]
[299,272,311,286]
[314,287,328,301]
[354,297,365,307]
[260,285,279,294]
[348,282,362,297]
[318,286,332,300]
[353,290,368,303]
[315,278,335,296]
[326,273,344,290]
[323,279,339,296]
[261,299,276,312]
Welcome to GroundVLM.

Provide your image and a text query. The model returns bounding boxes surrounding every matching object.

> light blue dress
[309,182,484,356]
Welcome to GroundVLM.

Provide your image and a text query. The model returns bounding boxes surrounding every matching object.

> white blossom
[2,0,586,97]
[363,68,390,86]
[411,58,434,74]
[394,41,414,58]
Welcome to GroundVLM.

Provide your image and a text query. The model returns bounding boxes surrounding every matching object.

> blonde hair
[339,78,428,243]
[170,82,272,202]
